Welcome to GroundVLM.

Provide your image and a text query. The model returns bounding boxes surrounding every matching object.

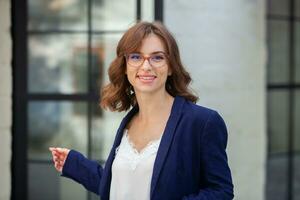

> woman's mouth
[137,75,157,83]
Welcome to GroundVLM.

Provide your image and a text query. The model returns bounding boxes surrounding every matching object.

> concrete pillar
[0,0,12,199]
[165,0,267,199]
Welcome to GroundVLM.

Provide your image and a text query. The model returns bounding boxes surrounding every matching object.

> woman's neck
[134,91,174,123]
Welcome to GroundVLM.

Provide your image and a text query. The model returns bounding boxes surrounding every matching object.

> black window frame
[266,0,300,199]
[11,0,163,199]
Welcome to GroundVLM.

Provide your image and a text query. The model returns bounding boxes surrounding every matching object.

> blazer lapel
[150,96,185,197]
[99,105,139,200]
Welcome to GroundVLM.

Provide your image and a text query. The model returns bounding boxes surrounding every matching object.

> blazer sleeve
[61,150,103,195]
[183,111,234,200]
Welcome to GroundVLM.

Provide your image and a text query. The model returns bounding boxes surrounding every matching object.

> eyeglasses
[125,52,168,68]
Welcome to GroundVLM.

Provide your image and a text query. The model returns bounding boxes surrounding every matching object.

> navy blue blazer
[62,96,234,199]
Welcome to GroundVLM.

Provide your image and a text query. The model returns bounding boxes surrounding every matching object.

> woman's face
[126,34,171,96]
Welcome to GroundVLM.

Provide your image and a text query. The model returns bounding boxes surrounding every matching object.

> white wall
[165,0,267,199]
[0,0,12,199]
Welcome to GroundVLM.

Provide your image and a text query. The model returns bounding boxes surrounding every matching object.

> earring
[127,85,134,96]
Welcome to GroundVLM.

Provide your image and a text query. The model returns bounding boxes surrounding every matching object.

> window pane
[294,90,300,199]
[92,0,136,31]
[142,0,154,21]
[294,90,300,151]
[267,20,290,84]
[28,0,87,31]
[268,90,289,154]
[295,22,300,83]
[266,154,288,200]
[28,101,88,160]
[91,102,124,161]
[90,192,100,200]
[293,154,300,199]
[267,0,289,16]
[296,0,300,17]
[28,34,88,94]
[28,163,87,200]
[91,34,122,94]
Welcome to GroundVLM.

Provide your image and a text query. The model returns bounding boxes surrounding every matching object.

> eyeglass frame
[124,51,169,68]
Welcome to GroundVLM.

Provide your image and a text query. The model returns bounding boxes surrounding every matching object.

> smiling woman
[100,21,198,112]
[49,21,234,200]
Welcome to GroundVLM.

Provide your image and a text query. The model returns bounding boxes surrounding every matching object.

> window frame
[11,0,163,199]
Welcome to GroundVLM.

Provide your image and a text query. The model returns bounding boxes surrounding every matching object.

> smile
[137,75,157,82]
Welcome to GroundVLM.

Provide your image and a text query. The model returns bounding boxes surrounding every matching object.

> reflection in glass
[28,34,88,93]
[295,22,300,83]
[90,34,124,161]
[294,90,300,199]
[28,0,87,30]
[91,34,122,93]
[267,0,289,16]
[28,163,87,200]
[92,0,136,31]
[91,103,124,161]
[294,91,300,151]
[296,0,300,17]
[268,90,289,154]
[28,101,88,160]
[142,0,154,21]
[267,20,290,84]
[266,155,288,200]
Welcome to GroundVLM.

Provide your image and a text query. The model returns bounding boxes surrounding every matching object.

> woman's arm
[183,111,234,200]
[50,148,103,195]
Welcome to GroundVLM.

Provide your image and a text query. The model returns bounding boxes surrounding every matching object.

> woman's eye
[129,54,141,60]
[151,55,164,62]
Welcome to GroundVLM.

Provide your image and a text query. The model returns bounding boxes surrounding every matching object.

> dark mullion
[28,159,106,165]
[154,0,163,22]
[137,0,141,20]
[11,0,28,199]
[267,14,300,21]
[268,84,300,89]
[287,0,296,199]
[27,94,99,101]
[87,0,92,199]
[28,30,126,35]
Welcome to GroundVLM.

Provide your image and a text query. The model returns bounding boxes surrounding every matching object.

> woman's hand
[49,147,70,172]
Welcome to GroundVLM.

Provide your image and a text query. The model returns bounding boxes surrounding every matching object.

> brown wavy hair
[100,21,198,112]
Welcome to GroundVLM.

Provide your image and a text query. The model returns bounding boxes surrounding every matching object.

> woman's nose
[140,58,152,70]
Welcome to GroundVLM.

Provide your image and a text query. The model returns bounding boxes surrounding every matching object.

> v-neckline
[124,129,162,155]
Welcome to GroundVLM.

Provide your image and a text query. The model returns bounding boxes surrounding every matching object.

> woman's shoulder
[181,98,226,127]
[182,99,216,116]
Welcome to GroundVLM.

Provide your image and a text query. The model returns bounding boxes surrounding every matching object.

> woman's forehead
[136,34,166,54]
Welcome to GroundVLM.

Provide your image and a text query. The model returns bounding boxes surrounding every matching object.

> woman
[49,21,234,200]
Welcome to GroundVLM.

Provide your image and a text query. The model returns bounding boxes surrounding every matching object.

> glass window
[293,90,300,199]
[28,34,88,94]
[266,154,289,200]
[296,0,300,17]
[267,20,290,84]
[267,1,299,200]
[268,90,290,154]
[142,0,155,21]
[295,22,300,83]
[28,0,88,31]
[13,0,157,198]
[92,0,136,31]
[28,101,88,160]
[91,103,124,161]
[267,0,290,16]
[294,91,300,151]
[28,163,87,200]
[91,34,123,94]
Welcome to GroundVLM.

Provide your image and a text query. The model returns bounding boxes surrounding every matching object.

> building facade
[1,0,298,200]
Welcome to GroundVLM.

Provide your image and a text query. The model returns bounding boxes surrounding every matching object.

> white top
[109,129,162,200]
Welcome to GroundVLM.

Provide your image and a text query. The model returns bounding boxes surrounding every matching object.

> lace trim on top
[114,129,162,170]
